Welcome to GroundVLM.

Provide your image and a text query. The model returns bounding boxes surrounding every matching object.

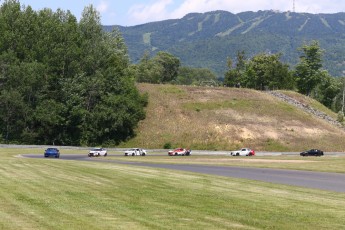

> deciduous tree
[295,40,324,95]
[0,1,146,145]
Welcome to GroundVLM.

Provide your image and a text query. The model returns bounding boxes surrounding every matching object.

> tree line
[130,51,218,86]
[0,0,147,145]
[223,41,343,113]
[134,40,344,115]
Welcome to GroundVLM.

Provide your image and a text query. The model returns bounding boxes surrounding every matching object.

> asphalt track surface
[22,154,345,193]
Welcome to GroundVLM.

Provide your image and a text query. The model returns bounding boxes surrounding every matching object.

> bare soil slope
[121,84,345,151]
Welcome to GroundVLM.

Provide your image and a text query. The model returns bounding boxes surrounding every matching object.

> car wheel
[142,153,146,156]
[236,153,239,156]
[175,152,178,156]
[132,153,135,156]
[104,153,107,157]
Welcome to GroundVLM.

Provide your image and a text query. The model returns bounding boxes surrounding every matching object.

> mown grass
[120,84,345,152]
[1,148,345,229]
[109,154,345,173]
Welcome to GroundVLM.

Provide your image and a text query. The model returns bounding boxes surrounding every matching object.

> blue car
[44,148,60,158]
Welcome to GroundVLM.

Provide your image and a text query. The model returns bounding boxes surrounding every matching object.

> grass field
[1,147,345,229]
[108,154,345,173]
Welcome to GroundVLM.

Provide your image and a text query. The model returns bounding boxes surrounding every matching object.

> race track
[22,154,345,193]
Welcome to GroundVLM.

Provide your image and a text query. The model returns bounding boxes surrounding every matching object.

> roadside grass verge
[1,148,345,229]
[109,154,345,173]
[9,147,345,173]
[1,147,90,156]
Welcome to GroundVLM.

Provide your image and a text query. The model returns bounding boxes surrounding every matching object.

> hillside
[120,84,345,151]
[106,10,345,77]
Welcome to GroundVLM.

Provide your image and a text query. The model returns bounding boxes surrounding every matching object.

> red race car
[168,148,191,156]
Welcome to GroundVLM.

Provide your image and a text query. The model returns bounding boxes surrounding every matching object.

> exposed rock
[267,91,343,128]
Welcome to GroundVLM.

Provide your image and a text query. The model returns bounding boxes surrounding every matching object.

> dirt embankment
[123,84,345,152]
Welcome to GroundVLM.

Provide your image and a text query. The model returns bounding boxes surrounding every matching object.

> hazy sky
[17,0,345,26]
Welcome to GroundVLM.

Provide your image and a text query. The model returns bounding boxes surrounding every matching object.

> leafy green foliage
[176,66,218,85]
[313,72,341,108]
[291,41,343,112]
[133,51,165,83]
[115,10,345,78]
[224,52,294,90]
[163,142,172,149]
[223,45,343,112]
[133,51,217,85]
[0,1,146,145]
[294,40,324,95]
[136,51,180,83]
[153,51,180,83]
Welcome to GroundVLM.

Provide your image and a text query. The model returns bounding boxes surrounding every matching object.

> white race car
[230,148,255,156]
[124,148,147,156]
[88,148,107,157]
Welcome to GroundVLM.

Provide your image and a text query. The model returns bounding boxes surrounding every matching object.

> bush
[337,111,344,122]
[163,142,172,149]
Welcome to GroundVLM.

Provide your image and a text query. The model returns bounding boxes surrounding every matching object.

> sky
[16,0,345,26]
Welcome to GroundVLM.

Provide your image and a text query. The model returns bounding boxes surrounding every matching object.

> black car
[300,149,324,156]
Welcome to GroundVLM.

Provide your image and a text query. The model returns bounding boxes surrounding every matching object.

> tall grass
[121,84,345,151]
[280,90,338,119]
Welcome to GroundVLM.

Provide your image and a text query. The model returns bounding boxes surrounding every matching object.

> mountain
[105,10,345,78]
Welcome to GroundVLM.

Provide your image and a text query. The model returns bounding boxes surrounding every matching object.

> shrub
[337,111,344,122]
[163,142,172,149]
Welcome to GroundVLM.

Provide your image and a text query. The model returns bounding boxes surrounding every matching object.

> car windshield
[47,148,57,151]
[93,148,102,151]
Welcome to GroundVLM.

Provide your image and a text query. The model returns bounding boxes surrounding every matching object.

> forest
[0,0,147,145]
[116,10,345,78]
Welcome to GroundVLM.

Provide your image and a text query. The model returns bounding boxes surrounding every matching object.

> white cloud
[295,0,344,13]
[128,0,173,24]
[171,0,345,15]
[97,0,109,13]
[126,0,345,25]
[170,0,291,18]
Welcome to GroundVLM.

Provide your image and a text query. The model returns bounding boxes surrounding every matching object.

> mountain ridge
[105,10,345,77]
